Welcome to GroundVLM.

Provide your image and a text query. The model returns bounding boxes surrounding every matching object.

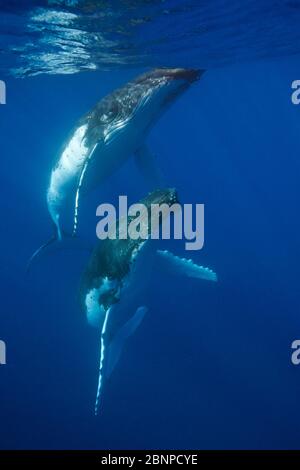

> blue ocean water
[1,0,300,450]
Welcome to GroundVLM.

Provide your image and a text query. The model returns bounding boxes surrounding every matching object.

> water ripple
[1,0,300,77]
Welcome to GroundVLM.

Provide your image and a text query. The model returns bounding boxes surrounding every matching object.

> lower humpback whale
[30,68,204,265]
[79,188,217,415]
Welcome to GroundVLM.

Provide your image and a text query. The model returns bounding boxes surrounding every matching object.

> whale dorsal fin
[156,249,217,282]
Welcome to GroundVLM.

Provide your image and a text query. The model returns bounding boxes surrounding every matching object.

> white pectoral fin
[156,250,217,282]
[106,306,148,379]
[94,305,148,416]
[73,143,97,236]
[95,307,111,416]
[134,144,164,188]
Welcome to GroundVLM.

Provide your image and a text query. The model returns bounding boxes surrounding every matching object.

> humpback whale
[29,68,203,265]
[79,188,217,415]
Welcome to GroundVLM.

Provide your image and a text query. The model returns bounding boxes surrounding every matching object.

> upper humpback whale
[29,68,203,264]
[79,188,217,415]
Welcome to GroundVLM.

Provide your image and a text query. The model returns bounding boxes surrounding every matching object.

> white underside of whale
[47,120,143,238]
[47,87,159,239]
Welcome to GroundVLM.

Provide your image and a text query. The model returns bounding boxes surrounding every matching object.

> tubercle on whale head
[139,67,205,83]
[136,68,205,85]
[140,187,179,208]
[153,68,205,83]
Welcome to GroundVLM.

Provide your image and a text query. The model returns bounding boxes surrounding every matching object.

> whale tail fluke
[95,305,148,416]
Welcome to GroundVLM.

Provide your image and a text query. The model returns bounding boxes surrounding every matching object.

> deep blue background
[1,55,300,449]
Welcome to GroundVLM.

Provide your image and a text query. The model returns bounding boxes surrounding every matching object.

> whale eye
[99,100,119,124]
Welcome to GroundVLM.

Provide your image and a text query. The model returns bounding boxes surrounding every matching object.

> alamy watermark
[291,80,300,105]
[0,340,6,365]
[0,80,6,105]
[96,196,204,251]
[291,340,300,365]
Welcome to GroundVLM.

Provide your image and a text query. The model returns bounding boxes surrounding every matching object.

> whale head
[92,68,204,145]
[134,67,203,89]
[81,188,179,328]
[127,67,204,129]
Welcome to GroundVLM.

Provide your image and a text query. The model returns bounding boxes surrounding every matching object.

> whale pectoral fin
[134,145,164,188]
[27,236,57,271]
[72,144,98,236]
[27,233,93,272]
[106,306,148,379]
[156,250,218,282]
[94,305,147,416]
